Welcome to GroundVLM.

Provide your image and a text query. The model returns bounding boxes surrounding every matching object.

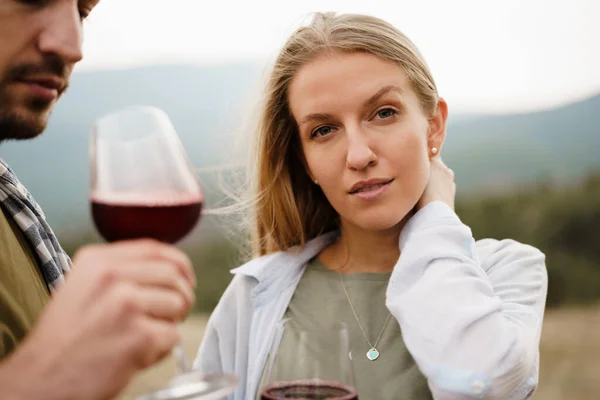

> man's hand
[0,239,196,400]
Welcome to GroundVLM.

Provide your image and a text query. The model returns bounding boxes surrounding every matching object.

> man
[0,1,196,399]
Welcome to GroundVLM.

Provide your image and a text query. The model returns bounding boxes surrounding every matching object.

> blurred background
[1,0,599,398]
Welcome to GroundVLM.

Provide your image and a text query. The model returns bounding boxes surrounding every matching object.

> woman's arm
[386,201,547,399]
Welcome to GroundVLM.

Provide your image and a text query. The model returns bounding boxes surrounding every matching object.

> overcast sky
[78,0,600,113]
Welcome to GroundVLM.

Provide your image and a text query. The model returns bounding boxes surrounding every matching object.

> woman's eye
[19,0,90,21]
[375,108,398,120]
[79,7,91,20]
[311,125,334,138]
[19,0,48,5]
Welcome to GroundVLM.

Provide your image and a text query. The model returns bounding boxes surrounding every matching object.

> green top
[258,257,432,399]
[0,207,49,360]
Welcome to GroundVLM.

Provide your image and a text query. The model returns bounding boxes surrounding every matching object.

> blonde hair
[243,12,439,257]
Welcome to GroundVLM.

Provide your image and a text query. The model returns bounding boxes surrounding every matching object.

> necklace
[339,272,392,361]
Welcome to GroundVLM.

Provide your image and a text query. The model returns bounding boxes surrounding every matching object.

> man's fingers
[136,286,193,321]
[128,317,181,368]
[112,261,195,309]
[73,239,196,289]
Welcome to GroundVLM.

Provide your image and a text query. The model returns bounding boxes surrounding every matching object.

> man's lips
[17,75,65,91]
[12,75,66,101]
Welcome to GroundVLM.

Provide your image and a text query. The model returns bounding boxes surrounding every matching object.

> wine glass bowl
[90,105,203,243]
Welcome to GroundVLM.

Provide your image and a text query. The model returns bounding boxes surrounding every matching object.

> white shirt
[193,201,548,399]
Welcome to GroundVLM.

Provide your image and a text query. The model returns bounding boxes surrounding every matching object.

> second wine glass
[260,319,358,400]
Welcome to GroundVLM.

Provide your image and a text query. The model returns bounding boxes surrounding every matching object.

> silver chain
[338,272,392,351]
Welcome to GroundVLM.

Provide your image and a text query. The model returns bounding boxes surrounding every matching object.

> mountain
[443,94,600,191]
[1,63,599,235]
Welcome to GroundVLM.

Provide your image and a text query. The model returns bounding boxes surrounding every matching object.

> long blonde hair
[245,12,439,257]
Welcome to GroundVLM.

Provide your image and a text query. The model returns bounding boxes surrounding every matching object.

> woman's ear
[427,97,448,155]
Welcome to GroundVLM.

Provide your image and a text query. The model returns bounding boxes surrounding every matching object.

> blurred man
[0,1,196,399]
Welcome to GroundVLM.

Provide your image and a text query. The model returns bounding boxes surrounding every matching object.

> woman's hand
[417,156,456,210]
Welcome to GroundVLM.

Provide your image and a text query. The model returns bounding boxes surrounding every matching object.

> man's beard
[0,55,68,143]
[0,94,53,142]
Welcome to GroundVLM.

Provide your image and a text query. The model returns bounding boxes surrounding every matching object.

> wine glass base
[136,371,237,400]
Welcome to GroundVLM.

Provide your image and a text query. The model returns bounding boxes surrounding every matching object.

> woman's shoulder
[230,251,285,278]
[212,249,302,310]
[210,232,338,321]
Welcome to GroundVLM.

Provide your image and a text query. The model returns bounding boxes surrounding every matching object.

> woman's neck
[320,221,406,274]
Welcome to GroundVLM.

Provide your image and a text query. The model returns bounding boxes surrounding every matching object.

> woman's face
[289,52,446,232]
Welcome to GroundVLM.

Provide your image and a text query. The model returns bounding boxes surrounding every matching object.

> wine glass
[90,105,237,399]
[260,319,358,400]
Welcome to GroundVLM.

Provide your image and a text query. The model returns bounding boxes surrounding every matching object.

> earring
[431,147,438,155]
[314,179,319,185]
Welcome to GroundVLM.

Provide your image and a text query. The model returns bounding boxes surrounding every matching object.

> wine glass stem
[173,343,190,373]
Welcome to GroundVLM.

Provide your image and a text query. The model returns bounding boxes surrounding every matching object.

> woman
[194,12,547,400]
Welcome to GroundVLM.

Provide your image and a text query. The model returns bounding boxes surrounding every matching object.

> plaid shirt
[0,158,70,292]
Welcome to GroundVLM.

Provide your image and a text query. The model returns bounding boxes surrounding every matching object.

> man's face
[0,0,98,141]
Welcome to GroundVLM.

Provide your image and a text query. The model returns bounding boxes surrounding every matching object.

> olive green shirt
[0,207,50,360]
[259,258,432,399]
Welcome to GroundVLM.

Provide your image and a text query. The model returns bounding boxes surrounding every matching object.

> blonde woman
[194,12,547,400]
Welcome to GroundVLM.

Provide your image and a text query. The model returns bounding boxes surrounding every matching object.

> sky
[78,0,600,114]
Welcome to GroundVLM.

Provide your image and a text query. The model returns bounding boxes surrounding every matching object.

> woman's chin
[344,210,413,233]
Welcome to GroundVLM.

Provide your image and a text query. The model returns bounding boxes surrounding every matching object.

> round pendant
[366,348,380,361]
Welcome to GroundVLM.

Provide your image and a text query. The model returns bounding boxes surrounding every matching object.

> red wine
[260,380,358,400]
[91,197,202,243]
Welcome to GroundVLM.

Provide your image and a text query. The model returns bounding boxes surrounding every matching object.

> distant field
[533,306,600,400]
[121,306,600,400]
